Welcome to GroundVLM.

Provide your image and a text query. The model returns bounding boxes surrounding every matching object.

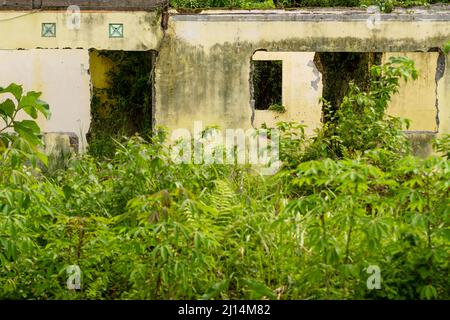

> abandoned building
[0,1,449,156]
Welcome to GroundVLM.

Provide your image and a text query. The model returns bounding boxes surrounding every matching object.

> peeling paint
[307,59,321,91]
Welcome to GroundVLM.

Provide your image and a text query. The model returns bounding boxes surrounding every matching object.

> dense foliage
[252,60,283,110]
[0,56,449,299]
[170,0,449,10]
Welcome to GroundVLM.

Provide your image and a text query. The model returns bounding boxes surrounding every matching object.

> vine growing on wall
[88,50,156,158]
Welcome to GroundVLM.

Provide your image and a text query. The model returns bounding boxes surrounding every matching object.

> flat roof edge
[170,6,450,21]
[0,0,167,11]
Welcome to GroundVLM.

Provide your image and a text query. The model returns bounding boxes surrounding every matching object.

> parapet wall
[0,10,163,50]
[0,0,167,11]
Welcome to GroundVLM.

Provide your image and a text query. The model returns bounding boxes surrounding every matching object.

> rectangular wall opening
[88,49,157,157]
[251,57,283,111]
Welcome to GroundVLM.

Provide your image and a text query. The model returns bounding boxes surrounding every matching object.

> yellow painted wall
[155,10,450,136]
[0,11,162,50]
[252,51,323,135]
[384,52,440,132]
[437,54,450,137]
[89,50,115,89]
[88,49,121,128]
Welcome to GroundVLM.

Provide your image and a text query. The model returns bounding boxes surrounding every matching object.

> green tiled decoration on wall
[109,24,124,38]
[42,23,56,37]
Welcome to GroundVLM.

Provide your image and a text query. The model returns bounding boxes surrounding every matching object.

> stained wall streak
[155,9,450,139]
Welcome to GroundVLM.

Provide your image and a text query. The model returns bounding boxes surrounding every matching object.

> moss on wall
[406,132,436,158]
[154,26,449,132]
[155,35,255,130]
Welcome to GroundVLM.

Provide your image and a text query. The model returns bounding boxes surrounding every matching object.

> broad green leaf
[420,285,438,300]
[35,99,51,119]
[201,279,228,300]
[18,120,41,134]
[13,121,42,146]
[0,99,16,118]
[35,149,48,167]
[244,279,276,300]
[19,91,42,119]
[0,83,23,102]
[22,106,38,119]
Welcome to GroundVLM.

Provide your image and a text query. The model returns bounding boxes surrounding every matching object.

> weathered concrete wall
[155,9,450,137]
[0,49,91,150]
[0,11,162,50]
[437,53,450,136]
[252,51,323,135]
[384,52,441,132]
[0,9,163,151]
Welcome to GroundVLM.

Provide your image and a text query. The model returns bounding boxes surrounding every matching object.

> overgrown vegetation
[170,0,449,11]
[0,84,50,166]
[444,40,450,55]
[0,56,449,299]
[314,52,382,122]
[268,103,287,113]
[305,56,416,161]
[88,50,155,159]
[252,60,283,111]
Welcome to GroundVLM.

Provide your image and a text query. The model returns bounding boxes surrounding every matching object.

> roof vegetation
[170,0,449,11]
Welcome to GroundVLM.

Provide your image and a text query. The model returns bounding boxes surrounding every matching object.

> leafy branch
[0,83,51,165]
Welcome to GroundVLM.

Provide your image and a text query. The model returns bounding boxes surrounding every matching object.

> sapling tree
[0,83,51,166]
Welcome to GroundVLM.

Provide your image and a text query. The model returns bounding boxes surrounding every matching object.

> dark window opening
[252,60,283,110]
[314,52,382,122]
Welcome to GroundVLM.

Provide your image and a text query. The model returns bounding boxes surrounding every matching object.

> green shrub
[433,134,450,159]
[88,51,154,159]
[298,56,416,163]
[0,56,448,299]
[0,83,50,167]
[169,0,442,9]
[268,103,287,113]
[2,135,448,299]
